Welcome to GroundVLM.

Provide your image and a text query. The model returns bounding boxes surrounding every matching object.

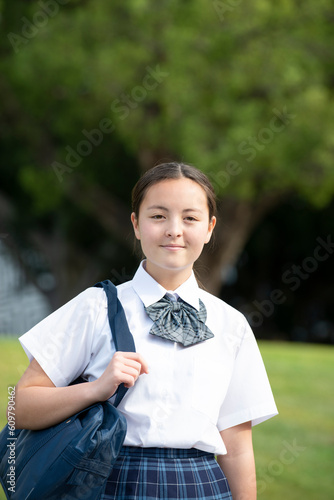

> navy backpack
[0,280,135,500]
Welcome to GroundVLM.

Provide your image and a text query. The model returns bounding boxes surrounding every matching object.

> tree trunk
[196,193,285,295]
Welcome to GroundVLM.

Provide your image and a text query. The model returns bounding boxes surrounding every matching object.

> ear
[131,212,141,240]
[205,216,216,244]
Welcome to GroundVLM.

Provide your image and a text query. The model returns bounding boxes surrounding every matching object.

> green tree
[0,0,333,306]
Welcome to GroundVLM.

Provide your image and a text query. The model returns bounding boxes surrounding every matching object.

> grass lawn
[0,337,333,499]
[254,341,334,500]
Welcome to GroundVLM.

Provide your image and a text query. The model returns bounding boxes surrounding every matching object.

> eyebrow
[146,205,168,211]
[146,205,203,213]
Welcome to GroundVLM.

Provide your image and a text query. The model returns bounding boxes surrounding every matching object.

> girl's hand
[91,352,149,402]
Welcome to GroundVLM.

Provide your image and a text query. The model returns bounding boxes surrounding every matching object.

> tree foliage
[0,0,333,305]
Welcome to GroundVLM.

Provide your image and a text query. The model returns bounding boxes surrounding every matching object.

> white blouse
[19,261,278,455]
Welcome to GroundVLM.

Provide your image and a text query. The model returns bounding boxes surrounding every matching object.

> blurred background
[0,0,333,341]
[0,3,333,499]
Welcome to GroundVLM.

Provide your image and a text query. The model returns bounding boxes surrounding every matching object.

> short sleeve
[217,320,278,431]
[19,287,108,387]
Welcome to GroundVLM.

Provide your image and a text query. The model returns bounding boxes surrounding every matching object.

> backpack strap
[94,280,136,407]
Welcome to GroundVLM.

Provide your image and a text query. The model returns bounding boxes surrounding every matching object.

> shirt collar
[132,260,200,310]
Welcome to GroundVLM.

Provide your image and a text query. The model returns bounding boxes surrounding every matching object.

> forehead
[142,178,209,208]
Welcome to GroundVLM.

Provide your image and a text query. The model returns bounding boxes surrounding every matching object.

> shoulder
[55,286,107,313]
[72,286,107,308]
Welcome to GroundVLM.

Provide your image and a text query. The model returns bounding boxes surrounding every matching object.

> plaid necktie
[144,295,214,347]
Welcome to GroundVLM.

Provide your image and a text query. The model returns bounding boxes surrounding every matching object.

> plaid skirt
[101,446,232,500]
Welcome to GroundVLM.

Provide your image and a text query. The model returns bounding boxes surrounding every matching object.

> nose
[165,217,183,238]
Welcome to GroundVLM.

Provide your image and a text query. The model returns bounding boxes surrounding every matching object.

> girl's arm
[10,352,149,430]
[217,421,257,500]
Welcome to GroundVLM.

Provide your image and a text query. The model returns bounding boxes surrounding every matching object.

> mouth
[161,245,185,250]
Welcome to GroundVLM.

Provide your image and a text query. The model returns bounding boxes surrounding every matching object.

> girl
[13,162,277,500]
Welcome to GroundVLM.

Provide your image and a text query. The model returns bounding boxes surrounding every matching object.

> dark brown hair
[131,162,216,220]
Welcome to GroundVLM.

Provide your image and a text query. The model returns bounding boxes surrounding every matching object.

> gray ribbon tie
[144,295,214,347]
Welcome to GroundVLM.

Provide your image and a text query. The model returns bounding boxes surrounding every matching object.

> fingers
[116,352,149,375]
[130,352,149,375]
[111,351,149,388]
[94,351,149,401]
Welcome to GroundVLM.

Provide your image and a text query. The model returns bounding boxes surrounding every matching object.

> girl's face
[131,177,216,289]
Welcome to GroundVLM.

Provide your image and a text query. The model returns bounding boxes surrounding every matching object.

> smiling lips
[161,245,185,250]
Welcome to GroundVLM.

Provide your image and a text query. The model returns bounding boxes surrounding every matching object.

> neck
[144,261,192,290]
